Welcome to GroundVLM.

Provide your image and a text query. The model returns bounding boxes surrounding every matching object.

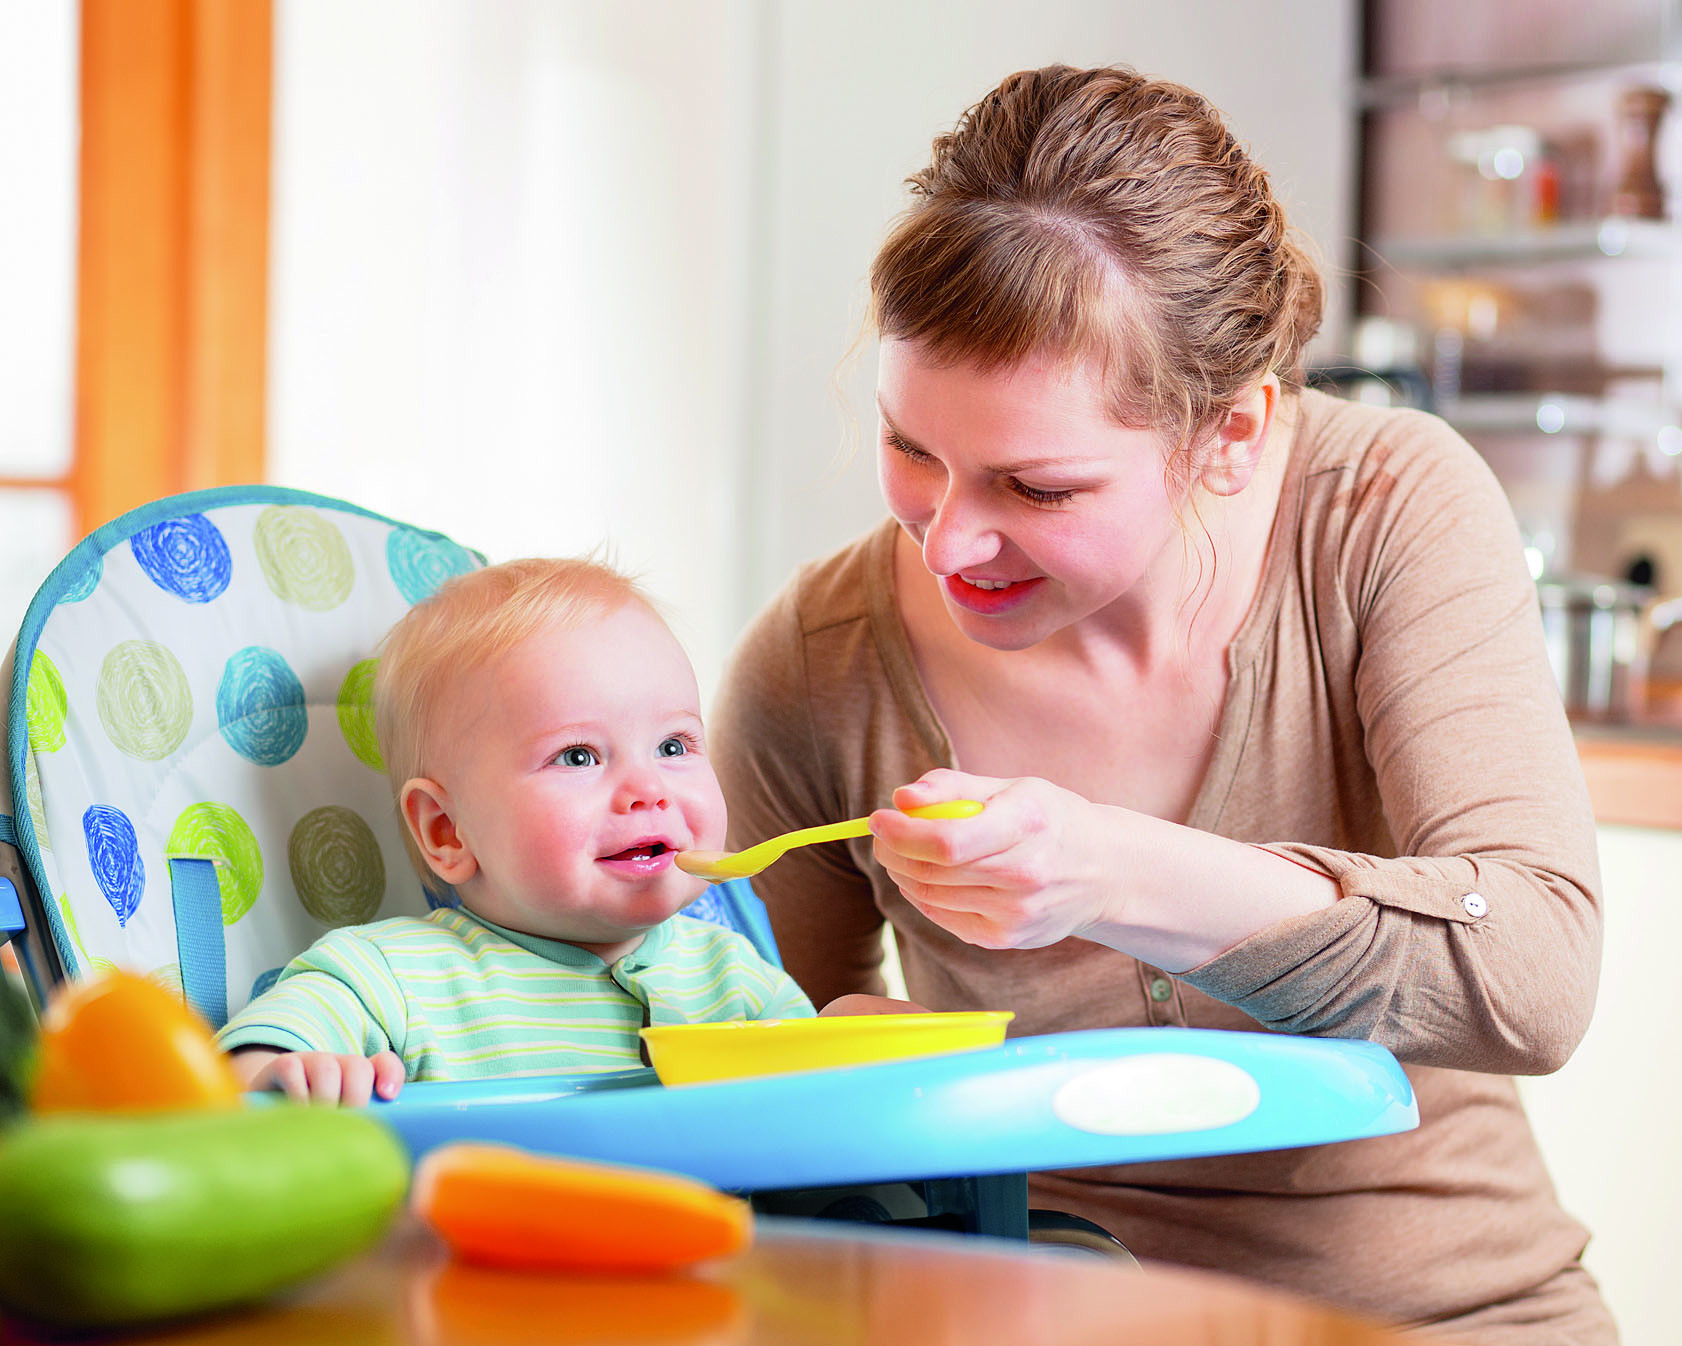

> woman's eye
[1009,479,1078,506]
[885,429,930,462]
[657,736,693,758]
[557,745,598,768]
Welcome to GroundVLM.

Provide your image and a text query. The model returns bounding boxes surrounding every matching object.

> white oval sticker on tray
[1052,1054,1261,1135]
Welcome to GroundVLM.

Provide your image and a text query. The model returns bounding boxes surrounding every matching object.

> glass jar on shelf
[1447,124,1555,234]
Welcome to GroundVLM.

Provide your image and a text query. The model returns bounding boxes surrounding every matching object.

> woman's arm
[1187,412,1602,1074]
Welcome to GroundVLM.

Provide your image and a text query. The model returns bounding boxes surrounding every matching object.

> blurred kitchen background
[1347,0,1682,726]
[3,2,1680,1341]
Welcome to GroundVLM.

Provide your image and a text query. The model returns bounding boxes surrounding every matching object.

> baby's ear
[401,778,477,885]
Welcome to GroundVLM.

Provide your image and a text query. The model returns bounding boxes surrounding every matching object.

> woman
[711,65,1611,1342]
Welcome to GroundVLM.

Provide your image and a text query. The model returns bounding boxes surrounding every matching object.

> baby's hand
[232,1047,406,1106]
[819,993,930,1016]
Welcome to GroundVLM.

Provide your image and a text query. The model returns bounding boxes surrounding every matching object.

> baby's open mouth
[602,842,670,862]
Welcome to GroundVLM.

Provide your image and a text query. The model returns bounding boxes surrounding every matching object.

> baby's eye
[657,737,689,758]
[556,745,599,768]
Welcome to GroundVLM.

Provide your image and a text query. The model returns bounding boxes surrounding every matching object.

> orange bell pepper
[29,970,243,1113]
[412,1143,752,1274]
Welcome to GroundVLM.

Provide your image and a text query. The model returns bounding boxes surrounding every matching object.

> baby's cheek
[515,823,589,883]
[690,783,730,850]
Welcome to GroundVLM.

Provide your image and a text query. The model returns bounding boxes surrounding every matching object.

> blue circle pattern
[216,646,308,766]
[131,514,232,604]
[60,555,103,604]
[83,804,144,927]
[387,528,477,605]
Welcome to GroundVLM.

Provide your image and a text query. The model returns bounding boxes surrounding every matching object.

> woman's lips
[942,573,1043,615]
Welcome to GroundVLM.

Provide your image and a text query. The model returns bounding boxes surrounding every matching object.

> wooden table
[0,1217,1416,1346]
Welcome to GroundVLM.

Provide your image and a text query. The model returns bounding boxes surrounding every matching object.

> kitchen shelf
[1358,56,1682,110]
[1439,392,1681,439]
[1373,218,1682,270]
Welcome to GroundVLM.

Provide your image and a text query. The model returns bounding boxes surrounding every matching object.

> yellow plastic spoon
[674,799,984,882]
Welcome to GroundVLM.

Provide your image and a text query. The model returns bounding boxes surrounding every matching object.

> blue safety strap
[0,878,22,938]
[169,858,227,1028]
[0,815,23,943]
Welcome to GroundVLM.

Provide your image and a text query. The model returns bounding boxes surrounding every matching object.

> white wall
[1517,823,1682,1346]
[268,0,764,679]
[268,1,1358,692]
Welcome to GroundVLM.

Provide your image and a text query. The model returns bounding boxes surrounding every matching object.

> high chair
[0,487,1419,1249]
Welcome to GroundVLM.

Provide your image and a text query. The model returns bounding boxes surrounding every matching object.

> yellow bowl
[639,1011,1015,1085]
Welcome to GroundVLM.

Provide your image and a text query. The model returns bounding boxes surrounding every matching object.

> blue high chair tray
[369,1026,1418,1191]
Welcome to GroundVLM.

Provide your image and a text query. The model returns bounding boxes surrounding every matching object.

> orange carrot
[411,1143,752,1274]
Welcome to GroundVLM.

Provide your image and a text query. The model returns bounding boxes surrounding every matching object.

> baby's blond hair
[372,556,654,890]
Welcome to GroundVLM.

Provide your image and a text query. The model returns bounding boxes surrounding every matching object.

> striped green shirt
[214,907,815,1080]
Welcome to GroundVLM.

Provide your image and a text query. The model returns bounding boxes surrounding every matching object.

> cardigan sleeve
[1182,409,1603,1075]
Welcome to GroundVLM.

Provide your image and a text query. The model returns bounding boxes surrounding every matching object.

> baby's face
[430,601,726,950]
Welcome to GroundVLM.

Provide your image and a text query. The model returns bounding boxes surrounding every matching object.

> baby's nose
[613,768,670,811]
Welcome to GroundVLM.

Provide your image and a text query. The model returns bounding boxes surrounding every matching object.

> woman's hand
[869,769,1124,951]
[818,993,931,1016]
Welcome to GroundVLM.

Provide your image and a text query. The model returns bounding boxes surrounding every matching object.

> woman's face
[875,337,1188,651]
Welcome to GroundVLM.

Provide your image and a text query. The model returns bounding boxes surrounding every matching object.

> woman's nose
[920,490,997,578]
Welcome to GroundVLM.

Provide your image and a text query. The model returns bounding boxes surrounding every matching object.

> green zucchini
[0,1105,409,1327]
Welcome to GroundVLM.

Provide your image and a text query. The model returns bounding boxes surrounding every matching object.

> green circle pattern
[25,755,48,851]
[336,659,384,771]
[57,893,115,977]
[26,652,67,754]
[254,507,354,611]
[289,806,385,925]
[97,641,193,760]
[167,802,265,926]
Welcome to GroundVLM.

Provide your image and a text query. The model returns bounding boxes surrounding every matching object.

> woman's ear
[1201,374,1279,497]
[401,778,477,885]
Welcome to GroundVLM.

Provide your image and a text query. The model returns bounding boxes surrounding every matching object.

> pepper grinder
[1609,85,1670,219]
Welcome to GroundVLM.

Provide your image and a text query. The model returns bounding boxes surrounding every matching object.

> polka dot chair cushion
[9,488,482,1026]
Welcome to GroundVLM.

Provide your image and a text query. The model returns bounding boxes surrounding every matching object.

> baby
[218,556,875,1104]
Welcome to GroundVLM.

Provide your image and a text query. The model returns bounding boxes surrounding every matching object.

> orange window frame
[67,0,271,538]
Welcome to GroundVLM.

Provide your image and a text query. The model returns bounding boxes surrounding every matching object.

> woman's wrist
[1081,817,1339,972]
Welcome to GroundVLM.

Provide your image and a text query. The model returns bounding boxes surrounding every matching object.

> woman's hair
[870,64,1324,458]
[372,555,653,887]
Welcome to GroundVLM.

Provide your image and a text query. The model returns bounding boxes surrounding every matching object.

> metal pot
[1536,575,1657,719]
